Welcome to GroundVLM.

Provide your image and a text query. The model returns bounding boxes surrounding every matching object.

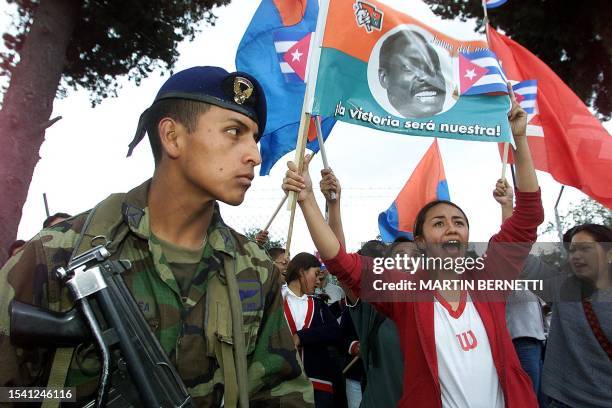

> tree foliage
[543,197,612,237]
[1,0,230,105]
[533,197,611,269]
[423,0,612,119]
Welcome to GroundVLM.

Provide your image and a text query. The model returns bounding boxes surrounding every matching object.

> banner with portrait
[311,0,513,143]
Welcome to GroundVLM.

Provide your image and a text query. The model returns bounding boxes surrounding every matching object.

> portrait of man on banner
[368,25,456,119]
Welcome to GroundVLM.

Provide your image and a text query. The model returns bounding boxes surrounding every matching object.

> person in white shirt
[283,252,344,408]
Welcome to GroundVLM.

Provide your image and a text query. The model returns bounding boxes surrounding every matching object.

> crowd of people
[0,65,610,408]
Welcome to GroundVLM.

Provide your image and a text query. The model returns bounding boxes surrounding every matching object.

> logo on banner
[354,1,383,33]
[456,330,478,351]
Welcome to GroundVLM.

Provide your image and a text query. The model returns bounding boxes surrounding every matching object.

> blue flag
[486,0,508,9]
[236,0,335,176]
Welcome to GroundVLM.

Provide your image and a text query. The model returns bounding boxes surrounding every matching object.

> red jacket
[324,189,544,408]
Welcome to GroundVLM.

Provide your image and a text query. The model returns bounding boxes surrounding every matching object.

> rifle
[10,245,194,407]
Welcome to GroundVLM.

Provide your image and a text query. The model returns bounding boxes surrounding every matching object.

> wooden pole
[285,112,311,256]
[263,195,288,232]
[482,0,512,182]
[285,0,331,256]
[315,115,336,201]
[342,355,360,374]
[501,142,510,181]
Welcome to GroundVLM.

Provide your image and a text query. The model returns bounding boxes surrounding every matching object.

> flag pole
[315,115,336,201]
[482,0,490,40]
[482,0,510,181]
[285,0,331,256]
[263,194,288,232]
[501,142,510,180]
[42,193,50,218]
[285,111,311,257]
[554,185,565,243]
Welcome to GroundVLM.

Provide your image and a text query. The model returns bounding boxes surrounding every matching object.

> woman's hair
[285,252,321,283]
[563,223,612,246]
[413,200,470,238]
[358,240,387,257]
[562,223,612,292]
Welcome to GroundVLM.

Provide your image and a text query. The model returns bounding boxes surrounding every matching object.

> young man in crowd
[0,66,313,407]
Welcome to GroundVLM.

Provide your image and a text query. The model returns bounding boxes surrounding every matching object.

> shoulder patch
[238,279,263,312]
[122,203,144,229]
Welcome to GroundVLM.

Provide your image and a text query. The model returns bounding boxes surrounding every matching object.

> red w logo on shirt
[456,330,478,351]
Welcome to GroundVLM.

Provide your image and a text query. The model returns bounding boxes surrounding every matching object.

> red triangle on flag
[307,117,319,142]
[459,54,489,94]
[283,33,312,82]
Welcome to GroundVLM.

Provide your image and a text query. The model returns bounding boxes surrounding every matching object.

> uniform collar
[120,179,236,258]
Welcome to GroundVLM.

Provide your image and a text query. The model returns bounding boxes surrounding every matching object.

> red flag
[378,139,450,242]
[488,26,612,208]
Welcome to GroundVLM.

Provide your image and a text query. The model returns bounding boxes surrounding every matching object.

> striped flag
[459,50,508,95]
[512,80,537,115]
[512,80,542,137]
[486,0,508,9]
[236,0,336,175]
[273,31,313,83]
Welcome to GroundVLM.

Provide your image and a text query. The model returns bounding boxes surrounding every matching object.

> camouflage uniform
[0,180,314,406]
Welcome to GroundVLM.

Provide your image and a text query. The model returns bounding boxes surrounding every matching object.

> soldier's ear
[158,118,181,160]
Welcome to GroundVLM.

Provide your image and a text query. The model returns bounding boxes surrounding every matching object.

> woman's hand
[492,178,514,207]
[254,229,269,247]
[508,82,528,142]
[320,168,341,202]
[282,154,314,203]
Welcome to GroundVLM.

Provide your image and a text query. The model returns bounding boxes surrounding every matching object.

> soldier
[0,66,313,407]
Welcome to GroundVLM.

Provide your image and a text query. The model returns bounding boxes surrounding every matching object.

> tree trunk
[0,0,80,265]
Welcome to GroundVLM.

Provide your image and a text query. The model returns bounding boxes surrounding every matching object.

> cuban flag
[273,31,312,83]
[486,0,508,9]
[512,80,537,115]
[512,79,543,137]
[236,0,335,175]
[459,50,508,95]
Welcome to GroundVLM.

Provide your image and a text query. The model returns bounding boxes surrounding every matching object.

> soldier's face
[178,106,261,205]
[379,35,446,118]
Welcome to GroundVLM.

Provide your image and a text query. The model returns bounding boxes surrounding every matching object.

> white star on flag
[291,48,303,62]
[464,69,477,80]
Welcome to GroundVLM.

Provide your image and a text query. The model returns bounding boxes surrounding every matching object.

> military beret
[127,66,266,157]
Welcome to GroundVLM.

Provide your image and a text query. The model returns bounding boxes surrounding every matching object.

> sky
[2,0,608,255]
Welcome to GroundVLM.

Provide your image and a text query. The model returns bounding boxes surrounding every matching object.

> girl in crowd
[282,89,544,407]
[521,224,612,408]
[283,252,344,408]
